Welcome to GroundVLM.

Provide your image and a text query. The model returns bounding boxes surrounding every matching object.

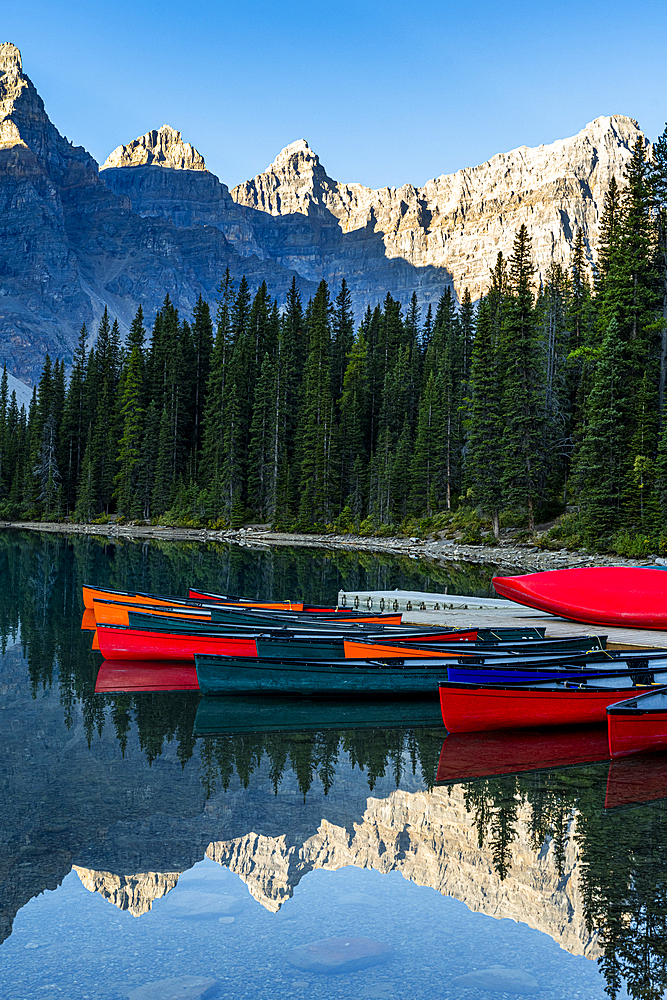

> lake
[0,528,663,999]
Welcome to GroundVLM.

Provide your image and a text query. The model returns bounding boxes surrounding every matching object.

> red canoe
[436,725,610,782]
[95,623,259,661]
[492,566,667,629]
[95,662,199,692]
[607,686,667,757]
[439,680,655,733]
[605,752,667,809]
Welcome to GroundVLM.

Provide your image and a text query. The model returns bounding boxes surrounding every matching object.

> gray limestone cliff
[230,120,645,302]
[0,43,313,381]
[102,116,646,325]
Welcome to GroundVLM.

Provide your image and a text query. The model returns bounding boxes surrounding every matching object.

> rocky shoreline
[0,520,647,574]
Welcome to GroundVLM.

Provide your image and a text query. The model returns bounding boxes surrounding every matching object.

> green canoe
[195,654,450,696]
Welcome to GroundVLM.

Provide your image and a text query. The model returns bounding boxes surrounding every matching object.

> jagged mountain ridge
[0,43,314,381]
[103,115,646,317]
[0,40,647,382]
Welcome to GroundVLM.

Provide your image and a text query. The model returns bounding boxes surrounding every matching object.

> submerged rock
[127,976,218,1000]
[287,935,392,973]
[450,965,539,993]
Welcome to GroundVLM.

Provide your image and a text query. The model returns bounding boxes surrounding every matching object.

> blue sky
[4,0,667,189]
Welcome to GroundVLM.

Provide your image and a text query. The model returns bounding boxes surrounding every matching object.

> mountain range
[0,41,647,382]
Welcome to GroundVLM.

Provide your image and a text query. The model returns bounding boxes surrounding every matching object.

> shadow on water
[5,528,667,998]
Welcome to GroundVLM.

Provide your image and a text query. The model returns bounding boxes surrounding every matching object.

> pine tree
[247,352,277,519]
[339,330,370,508]
[623,371,661,535]
[297,281,337,526]
[595,176,621,297]
[114,345,145,518]
[0,366,7,499]
[500,225,544,530]
[200,271,234,517]
[409,373,442,515]
[537,263,574,498]
[331,279,354,412]
[466,295,504,536]
[74,424,96,522]
[573,318,629,540]
[649,122,667,412]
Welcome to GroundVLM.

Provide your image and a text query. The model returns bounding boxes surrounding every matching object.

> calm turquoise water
[1,529,664,999]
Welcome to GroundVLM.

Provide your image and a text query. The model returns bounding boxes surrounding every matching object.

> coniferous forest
[3,134,667,558]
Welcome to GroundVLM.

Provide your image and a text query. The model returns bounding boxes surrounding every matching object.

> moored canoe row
[85,582,667,761]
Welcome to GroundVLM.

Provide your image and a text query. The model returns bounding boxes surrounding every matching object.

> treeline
[2,132,667,553]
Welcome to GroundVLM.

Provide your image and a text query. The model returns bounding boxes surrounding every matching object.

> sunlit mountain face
[1,527,665,999]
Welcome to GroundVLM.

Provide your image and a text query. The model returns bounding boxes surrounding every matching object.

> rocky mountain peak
[101,124,207,171]
[270,138,313,168]
[0,42,22,79]
[0,40,98,184]
[232,137,339,218]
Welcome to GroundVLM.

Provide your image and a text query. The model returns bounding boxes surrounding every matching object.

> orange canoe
[92,599,213,627]
[343,639,463,658]
[83,584,304,612]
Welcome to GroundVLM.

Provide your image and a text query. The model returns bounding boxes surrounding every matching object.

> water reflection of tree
[198,727,444,800]
[577,800,667,1000]
[456,768,667,1000]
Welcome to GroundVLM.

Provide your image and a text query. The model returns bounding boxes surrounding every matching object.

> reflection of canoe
[81,608,97,630]
[605,752,667,809]
[95,661,199,692]
[607,686,667,757]
[439,677,664,733]
[193,695,443,735]
[436,726,610,783]
[493,566,667,629]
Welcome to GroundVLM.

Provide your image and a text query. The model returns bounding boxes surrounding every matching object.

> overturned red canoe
[95,623,259,661]
[436,725,610,783]
[439,679,656,733]
[95,661,199,692]
[607,686,667,757]
[492,566,667,629]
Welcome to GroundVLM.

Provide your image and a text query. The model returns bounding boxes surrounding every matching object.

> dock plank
[339,590,667,649]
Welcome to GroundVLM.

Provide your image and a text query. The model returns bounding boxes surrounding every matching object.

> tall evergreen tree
[500,225,544,529]
[297,281,337,526]
[573,318,629,539]
[114,345,145,518]
[466,295,505,536]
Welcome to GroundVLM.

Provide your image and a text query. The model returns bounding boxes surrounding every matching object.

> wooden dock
[338,589,667,649]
